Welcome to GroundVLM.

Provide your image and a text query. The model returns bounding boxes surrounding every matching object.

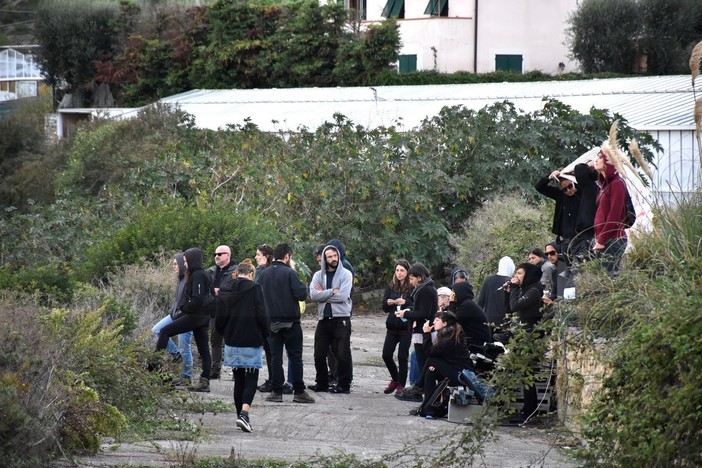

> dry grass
[690,41,702,85]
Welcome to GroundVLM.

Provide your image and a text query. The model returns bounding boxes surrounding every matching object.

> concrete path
[74,315,576,467]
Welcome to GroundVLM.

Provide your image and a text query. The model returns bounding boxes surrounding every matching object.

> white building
[0,46,44,101]
[359,0,579,74]
[56,76,697,201]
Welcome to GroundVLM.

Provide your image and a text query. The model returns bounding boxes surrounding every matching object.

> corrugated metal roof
[158,75,695,132]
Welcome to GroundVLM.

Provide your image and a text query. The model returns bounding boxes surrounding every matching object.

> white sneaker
[236,414,252,433]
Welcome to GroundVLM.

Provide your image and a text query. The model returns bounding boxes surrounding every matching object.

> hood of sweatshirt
[521,263,543,288]
[497,256,515,277]
[218,277,260,306]
[452,281,475,303]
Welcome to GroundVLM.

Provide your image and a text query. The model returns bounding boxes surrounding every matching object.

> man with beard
[308,245,354,394]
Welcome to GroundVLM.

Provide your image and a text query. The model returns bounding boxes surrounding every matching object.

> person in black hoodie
[502,262,546,424]
[450,282,492,347]
[156,247,212,392]
[394,263,438,401]
[410,311,471,418]
[216,261,268,433]
[381,259,413,395]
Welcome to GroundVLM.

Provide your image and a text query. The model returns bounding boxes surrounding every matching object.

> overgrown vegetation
[5,42,697,464]
[0,98,658,293]
[567,0,702,74]
[32,0,401,108]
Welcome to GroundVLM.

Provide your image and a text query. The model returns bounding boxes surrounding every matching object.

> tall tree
[566,0,640,74]
[34,0,119,109]
[567,0,702,74]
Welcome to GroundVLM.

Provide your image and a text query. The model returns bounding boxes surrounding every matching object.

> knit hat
[437,287,453,297]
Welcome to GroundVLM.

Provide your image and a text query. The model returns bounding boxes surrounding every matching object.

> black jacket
[505,263,544,329]
[216,277,269,348]
[382,285,413,334]
[181,268,212,316]
[451,282,492,346]
[405,279,438,334]
[573,163,598,237]
[477,274,510,327]
[423,327,471,370]
[257,260,307,322]
[535,175,581,239]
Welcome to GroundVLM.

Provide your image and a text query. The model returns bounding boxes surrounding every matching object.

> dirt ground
[72,313,577,467]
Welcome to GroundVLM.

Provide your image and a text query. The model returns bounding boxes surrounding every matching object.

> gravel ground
[71,313,578,467]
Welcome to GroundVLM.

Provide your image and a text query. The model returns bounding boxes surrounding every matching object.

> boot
[188,377,210,393]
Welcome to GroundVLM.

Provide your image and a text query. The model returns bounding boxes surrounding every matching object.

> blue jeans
[152,315,193,378]
[409,349,420,385]
[599,237,627,273]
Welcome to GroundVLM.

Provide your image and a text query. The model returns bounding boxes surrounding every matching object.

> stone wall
[557,328,612,431]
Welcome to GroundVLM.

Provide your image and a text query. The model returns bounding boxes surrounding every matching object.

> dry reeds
[628,139,654,181]
[689,41,702,86]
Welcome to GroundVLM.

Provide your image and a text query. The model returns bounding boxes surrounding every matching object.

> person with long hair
[151,253,193,386]
[254,244,274,282]
[216,260,268,433]
[410,311,471,418]
[593,147,629,272]
[156,247,213,392]
[394,263,438,401]
[502,262,546,424]
[380,259,413,395]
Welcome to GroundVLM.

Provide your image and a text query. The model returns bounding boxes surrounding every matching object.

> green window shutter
[382,0,405,18]
[399,54,417,73]
[495,54,523,73]
[424,0,447,16]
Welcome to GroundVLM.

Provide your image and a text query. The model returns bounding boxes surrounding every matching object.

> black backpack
[621,180,636,228]
[420,378,451,418]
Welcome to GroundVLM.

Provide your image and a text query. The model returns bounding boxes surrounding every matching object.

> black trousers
[314,317,352,389]
[421,357,462,407]
[232,368,259,415]
[382,332,411,386]
[157,314,211,380]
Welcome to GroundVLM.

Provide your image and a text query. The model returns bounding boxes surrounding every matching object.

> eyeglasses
[560,183,574,192]
[215,252,228,257]
[545,250,558,256]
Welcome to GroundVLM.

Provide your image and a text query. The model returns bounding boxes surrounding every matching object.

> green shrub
[573,191,702,465]
[451,194,552,285]
[0,262,77,305]
[80,200,284,282]
[0,297,166,466]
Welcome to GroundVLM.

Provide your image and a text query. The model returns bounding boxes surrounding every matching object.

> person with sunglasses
[535,169,582,262]
[207,245,236,380]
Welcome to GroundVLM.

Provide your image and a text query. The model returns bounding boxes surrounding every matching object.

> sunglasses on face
[215,252,228,257]
[546,250,558,256]
[560,183,574,192]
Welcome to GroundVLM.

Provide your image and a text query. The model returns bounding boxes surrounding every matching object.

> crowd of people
[150,145,635,430]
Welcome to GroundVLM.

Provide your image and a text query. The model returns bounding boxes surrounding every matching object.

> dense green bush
[375,70,626,86]
[0,96,56,211]
[79,200,284,282]
[0,299,165,466]
[572,192,702,465]
[451,194,552,286]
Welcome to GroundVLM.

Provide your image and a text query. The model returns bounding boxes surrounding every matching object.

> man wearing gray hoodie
[308,245,354,394]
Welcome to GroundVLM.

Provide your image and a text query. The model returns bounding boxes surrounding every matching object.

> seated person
[410,311,472,419]
[449,282,492,347]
